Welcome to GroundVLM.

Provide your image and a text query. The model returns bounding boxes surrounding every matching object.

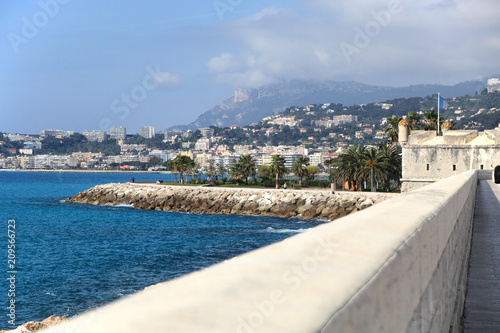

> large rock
[0,316,67,333]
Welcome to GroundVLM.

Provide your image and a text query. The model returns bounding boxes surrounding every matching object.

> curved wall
[46,171,478,333]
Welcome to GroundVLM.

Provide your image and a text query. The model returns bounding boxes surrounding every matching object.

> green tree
[331,146,367,191]
[270,155,287,189]
[384,116,402,143]
[230,162,244,185]
[257,165,273,178]
[422,110,437,130]
[361,147,386,192]
[323,158,337,183]
[292,156,309,187]
[217,163,226,179]
[307,166,320,180]
[236,154,256,184]
[376,141,402,192]
[208,160,215,180]
[148,157,163,167]
[407,112,421,130]
[422,110,443,131]
[168,155,195,184]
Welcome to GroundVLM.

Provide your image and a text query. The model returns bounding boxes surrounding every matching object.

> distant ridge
[171,78,489,130]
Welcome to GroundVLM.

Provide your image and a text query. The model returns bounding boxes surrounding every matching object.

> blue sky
[1,0,499,134]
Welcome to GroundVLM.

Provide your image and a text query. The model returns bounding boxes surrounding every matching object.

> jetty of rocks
[66,183,393,221]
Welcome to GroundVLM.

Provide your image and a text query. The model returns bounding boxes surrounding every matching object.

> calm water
[0,171,320,329]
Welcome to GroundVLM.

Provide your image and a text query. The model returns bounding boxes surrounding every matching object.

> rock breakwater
[67,183,392,221]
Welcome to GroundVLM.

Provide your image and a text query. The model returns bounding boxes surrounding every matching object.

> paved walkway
[463,180,500,331]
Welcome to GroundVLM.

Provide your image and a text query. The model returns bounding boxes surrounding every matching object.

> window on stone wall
[480,165,484,170]
[452,165,456,171]
[426,164,430,171]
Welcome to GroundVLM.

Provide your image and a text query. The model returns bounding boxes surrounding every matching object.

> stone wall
[66,183,390,220]
[46,172,478,332]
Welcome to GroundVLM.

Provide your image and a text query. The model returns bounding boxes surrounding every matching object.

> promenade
[463,180,500,331]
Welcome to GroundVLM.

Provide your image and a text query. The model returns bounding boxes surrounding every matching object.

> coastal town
[1,88,499,177]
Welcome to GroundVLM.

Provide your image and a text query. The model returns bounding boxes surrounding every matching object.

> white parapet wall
[45,171,478,333]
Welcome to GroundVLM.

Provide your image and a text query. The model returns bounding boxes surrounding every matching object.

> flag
[439,96,449,110]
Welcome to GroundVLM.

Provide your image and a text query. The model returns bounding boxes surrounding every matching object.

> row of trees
[166,148,403,192]
[165,154,324,188]
[325,142,401,192]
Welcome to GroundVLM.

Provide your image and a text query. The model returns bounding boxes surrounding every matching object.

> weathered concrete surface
[66,183,391,220]
[44,171,478,333]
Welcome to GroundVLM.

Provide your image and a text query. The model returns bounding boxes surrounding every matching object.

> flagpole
[437,92,441,136]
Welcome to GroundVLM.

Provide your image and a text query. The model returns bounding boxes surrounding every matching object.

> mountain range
[171,78,490,130]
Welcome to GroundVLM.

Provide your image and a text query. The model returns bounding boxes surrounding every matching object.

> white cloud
[149,72,183,88]
[205,1,500,88]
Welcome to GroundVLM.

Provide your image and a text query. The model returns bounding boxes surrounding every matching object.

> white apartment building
[140,126,156,139]
[110,126,126,140]
[195,138,211,151]
[83,131,107,142]
[40,130,74,137]
[308,153,323,167]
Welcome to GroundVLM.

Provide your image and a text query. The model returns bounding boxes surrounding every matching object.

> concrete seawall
[48,171,478,332]
[66,183,391,220]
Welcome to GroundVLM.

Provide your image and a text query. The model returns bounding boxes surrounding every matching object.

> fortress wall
[48,171,477,332]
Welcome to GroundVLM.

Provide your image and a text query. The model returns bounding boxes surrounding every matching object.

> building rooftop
[407,128,500,146]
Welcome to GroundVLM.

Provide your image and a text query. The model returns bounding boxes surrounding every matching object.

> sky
[1,0,499,135]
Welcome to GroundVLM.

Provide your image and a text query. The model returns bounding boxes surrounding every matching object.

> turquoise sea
[0,171,321,329]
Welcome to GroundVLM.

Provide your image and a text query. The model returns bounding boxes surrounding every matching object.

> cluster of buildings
[36,126,156,144]
[1,123,341,171]
[0,141,339,171]
[262,112,359,130]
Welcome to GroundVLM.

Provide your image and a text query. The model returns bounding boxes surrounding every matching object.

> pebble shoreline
[66,183,393,221]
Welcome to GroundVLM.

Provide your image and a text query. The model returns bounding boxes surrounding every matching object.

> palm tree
[377,141,402,192]
[384,116,402,143]
[422,110,437,130]
[168,155,195,184]
[331,146,366,191]
[292,156,309,187]
[237,154,256,185]
[217,163,226,179]
[323,158,335,183]
[361,147,386,192]
[271,155,287,189]
[331,143,402,192]
[407,112,421,130]
[422,110,444,131]
[208,160,215,180]
[230,162,244,185]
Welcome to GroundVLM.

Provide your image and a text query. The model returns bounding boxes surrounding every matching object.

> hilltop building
[83,130,107,142]
[333,115,358,125]
[110,126,126,140]
[399,120,500,192]
[140,126,155,139]
[40,130,74,138]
